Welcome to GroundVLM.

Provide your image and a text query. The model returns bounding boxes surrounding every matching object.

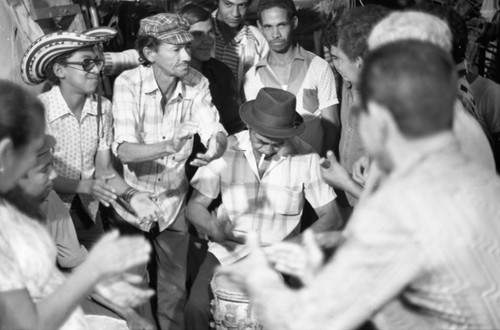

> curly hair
[337,5,391,61]
[256,0,297,22]
[135,35,163,67]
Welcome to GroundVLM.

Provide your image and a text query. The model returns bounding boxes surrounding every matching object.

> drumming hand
[352,155,370,187]
[217,232,282,293]
[265,230,323,285]
[208,210,242,248]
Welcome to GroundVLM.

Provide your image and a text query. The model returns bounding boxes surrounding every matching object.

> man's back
[350,138,500,329]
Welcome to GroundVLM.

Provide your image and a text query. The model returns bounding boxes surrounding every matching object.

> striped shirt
[245,134,500,330]
[190,131,336,266]
[244,45,339,154]
[112,65,225,231]
[212,10,269,92]
[40,86,113,220]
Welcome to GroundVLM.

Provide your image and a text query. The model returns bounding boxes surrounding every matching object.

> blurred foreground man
[219,40,500,330]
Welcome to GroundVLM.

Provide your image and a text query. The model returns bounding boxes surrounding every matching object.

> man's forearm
[117,141,178,163]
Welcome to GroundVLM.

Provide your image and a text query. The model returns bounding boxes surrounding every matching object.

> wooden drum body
[210,273,263,330]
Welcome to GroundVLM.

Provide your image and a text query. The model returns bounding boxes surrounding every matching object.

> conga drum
[210,273,263,330]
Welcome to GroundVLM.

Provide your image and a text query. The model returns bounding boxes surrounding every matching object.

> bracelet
[121,187,139,204]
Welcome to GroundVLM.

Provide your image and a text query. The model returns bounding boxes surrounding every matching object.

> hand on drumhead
[265,229,323,285]
[217,232,282,293]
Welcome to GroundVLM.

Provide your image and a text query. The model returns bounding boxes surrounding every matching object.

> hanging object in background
[481,0,499,22]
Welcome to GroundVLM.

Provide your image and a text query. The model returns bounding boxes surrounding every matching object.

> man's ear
[355,56,363,71]
[53,62,66,80]
[0,137,14,174]
[143,47,157,64]
[292,16,298,30]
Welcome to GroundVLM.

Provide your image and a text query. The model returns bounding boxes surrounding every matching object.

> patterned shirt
[245,134,500,330]
[112,65,225,232]
[0,199,89,330]
[244,45,339,153]
[190,131,336,266]
[212,10,269,92]
[40,86,113,220]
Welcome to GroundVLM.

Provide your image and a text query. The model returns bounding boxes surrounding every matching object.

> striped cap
[138,13,194,45]
[21,27,117,85]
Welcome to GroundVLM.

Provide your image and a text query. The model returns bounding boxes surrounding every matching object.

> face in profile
[218,0,250,28]
[189,19,215,62]
[149,42,192,78]
[258,7,296,53]
[335,42,361,86]
[18,148,57,204]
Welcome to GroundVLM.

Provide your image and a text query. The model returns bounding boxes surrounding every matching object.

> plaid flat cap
[138,13,194,45]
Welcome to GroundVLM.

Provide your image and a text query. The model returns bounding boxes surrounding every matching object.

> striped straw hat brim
[21,27,116,85]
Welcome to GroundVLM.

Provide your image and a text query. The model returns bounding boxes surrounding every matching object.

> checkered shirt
[40,86,113,220]
[190,131,336,266]
[112,65,225,232]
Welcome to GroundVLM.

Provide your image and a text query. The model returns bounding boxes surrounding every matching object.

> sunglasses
[64,58,105,73]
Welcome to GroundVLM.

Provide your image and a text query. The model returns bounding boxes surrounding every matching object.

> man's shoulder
[115,65,147,84]
[182,67,209,89]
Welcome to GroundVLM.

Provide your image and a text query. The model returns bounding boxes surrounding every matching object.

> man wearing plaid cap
[111,13,228,330]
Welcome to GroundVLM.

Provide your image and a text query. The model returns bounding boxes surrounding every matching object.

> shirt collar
[256,45,306,69]
[46,86,97,123]
[142,66,186,101]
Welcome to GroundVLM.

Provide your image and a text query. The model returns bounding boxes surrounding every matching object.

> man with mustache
[243,0,340,157]
[111,13,228,330]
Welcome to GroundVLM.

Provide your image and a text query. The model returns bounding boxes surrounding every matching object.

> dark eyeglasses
[64,58,105,73]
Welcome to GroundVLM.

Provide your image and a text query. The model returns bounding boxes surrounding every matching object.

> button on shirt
[190,131,336,266]
[112,66,225,232]
[40,86,113,220]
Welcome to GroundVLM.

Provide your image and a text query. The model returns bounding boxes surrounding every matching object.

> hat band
[252,108,299,129]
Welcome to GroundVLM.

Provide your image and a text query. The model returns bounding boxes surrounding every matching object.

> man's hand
[190,132,227,167]
[171,121,199,152]
[94,273,155,309]
[87,174,117,206]
[265,230,324,285]
[129,192,162,227]
[352,155,370,187]
[207,207,244,248]
[216,232,282,293]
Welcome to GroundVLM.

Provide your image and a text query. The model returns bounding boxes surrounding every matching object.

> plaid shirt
[40,86,113,220]
[112,66,225,232]
[190,131,336,265]
[245,135,500,330]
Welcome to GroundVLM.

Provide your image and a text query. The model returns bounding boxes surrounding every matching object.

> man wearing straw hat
[184,87,341,329]
[111,13,228,330]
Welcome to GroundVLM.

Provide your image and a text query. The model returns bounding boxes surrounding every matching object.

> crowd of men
[5,0,500,329]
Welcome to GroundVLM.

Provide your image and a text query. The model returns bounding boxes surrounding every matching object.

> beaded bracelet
[121,187,139,204]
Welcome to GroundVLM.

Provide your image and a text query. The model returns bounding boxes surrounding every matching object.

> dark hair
[321,7,346,48]
[135,35,163,66]
[257,0,297,22]
[337,5,390,61]
[360,40,455,138]
[0,80,45,149]
[429,6,468,63]
[179,3,211,25]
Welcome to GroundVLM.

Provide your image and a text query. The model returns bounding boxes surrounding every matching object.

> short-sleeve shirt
[244,46,339,153]
[190,131,336,265]
[112,66,226,231]
[39,86,113,219]
[0,199,88,330]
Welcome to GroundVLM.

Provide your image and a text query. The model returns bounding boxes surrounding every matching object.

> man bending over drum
[184,87,343,329]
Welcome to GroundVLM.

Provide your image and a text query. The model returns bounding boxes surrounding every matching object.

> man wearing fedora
[184,87,341,329]
[111,13,228,330]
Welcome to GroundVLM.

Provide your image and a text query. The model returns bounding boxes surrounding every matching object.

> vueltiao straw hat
[21,27,117,85]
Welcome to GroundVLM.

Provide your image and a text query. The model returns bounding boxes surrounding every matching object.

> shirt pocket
[302,88,319,113]
[273,187,303,216]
